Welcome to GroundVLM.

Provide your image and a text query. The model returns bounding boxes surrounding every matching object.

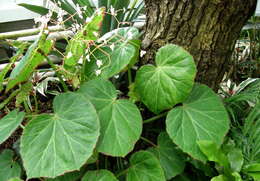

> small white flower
[78,56,83,64]
[96,60,103,68]
[128,32,134,40]
[95,69,101,76]
[96,8,103,16]
[67,52,73,58]
[93,31,99,37]
[114,75,119,79]
[72,27,77,32]
[75,23,80,30]
[83,6,87,11]
[110,43,115,51]
[44,30,49,34]
[86,54,91,62]
[140,50,146,57]
[110,6,117,16]
[75,4,84,19]
[86,17,92,23]
[79,13,83,19]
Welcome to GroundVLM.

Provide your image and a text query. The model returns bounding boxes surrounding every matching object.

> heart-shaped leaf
[20,92,100,179]
[78,79,142,157]
[0,149,21,181]
[0,110,25,144]
[127,151,165,181]
[82,170,118,181]
[148,132,185,179]
[135,44,196,114]
[166,84,230,161]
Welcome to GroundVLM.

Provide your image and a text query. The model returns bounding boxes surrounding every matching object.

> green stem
[44,55,69,92]
[23,100,31,114]
[33,94,39,113]
[128,68,132,85]
[20,124,25,129]
[143,111,168,124]
[0,89,20,110]
[140,136,157,147]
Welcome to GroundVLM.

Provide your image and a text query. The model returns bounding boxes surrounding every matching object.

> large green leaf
[20,92,100,179]
[6,32,53,91]
[126,151,165,181]
[166,84,230,161]
[135,44,196,114]
[78,79,142,157]
[0,149,22,181]
[0,110,25,144]
[82,170,118,181]
[148,132,185,179]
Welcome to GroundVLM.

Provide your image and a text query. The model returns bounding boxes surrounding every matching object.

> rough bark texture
[143,0,257,90]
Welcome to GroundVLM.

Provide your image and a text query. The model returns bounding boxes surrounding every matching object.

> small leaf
[228,148,243,172]
[211,175,228,181]
[0,149,22,181]
[127,151,165,181]
[78,79,142,156]
[135,44,196,114]
[15,82,33,107]
[166,84,230,161]
[0,110,25,144]
[231,172,242,181]
[82,170,118,181]
[20,92,100,178]
[197,141,229,168]
[148,132,185,179]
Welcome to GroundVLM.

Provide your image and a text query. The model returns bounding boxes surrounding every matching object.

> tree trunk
[142,0,257,91]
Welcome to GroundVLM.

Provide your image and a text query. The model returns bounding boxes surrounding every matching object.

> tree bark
[142,0,257,90]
